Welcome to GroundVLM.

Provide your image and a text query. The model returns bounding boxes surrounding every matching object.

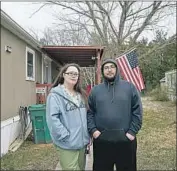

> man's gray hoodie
[46,85,90,149]
[87,59,143,142]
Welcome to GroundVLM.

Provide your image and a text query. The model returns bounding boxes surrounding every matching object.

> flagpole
[115,47,137,60]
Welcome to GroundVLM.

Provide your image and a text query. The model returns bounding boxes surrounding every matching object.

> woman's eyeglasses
[65,72,79,77]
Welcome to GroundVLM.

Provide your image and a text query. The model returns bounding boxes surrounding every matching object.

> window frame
[26,47,35,81]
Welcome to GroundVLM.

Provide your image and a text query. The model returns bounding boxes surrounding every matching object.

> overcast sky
[1,2,176,42]
[1,2,55,38]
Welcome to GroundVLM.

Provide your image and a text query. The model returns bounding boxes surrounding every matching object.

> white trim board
[1,115,20,128]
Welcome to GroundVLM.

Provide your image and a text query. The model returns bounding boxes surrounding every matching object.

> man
[87,58,143,171]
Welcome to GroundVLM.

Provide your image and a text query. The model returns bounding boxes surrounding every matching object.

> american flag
[116,49,145,91]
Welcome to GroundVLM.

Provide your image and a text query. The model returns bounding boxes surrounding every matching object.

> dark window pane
[27,52,34,78]
[28,65,33,77]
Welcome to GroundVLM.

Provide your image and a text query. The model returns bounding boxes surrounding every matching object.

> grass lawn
[137,97,176,170]
[1,140,59,170]
[1,97,176,170]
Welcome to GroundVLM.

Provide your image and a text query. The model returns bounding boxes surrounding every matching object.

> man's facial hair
[104,75,116,82]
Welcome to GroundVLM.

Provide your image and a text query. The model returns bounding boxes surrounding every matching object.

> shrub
[148,85,169,101]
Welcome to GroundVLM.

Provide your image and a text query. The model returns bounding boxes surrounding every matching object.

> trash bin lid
[28,104,46,111]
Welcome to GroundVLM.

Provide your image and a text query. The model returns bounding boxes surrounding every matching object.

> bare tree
[81,67,96,88]
[41,1,175,56]
[33,21,91,46]
[30,1,175,57]
[27,27,41,41]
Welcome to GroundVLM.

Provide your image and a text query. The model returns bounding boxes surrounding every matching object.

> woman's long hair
[50,63,88,108]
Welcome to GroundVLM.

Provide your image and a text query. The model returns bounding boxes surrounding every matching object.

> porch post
[95,50,101,84]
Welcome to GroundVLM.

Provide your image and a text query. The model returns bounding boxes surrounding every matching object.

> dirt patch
[32,143,53,149]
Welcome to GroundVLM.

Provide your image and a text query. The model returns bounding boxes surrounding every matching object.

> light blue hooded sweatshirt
[46,85,90,150]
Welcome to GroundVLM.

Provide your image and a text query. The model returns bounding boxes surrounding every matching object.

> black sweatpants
[93,138,137,171]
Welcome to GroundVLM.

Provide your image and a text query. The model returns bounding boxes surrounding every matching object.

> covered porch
[41,46,105,85]
[36,46,105,103]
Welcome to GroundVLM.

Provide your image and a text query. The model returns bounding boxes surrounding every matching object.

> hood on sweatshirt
[101,58,121,103]
[101,58,119,79]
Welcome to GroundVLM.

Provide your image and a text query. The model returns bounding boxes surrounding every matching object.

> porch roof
[41,46,105,67]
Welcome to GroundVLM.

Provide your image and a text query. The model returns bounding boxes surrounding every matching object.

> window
[26,47,35,81]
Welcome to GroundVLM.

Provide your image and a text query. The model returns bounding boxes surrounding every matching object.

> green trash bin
[28,104,52,144]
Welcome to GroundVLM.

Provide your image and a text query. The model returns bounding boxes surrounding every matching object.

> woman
[46,63,90,170]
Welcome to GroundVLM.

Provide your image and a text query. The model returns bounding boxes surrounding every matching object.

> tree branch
[48,1,93,19]
[94,1,119,44]
[85,1,106,44]
[29,3,49,18]
[118,2,134,44]
[132,2,162,42]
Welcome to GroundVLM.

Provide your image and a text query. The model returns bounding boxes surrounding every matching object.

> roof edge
[42,45,105,50]
[1,9,41,51]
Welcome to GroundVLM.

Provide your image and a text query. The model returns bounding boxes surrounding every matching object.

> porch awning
[41,46,105,67]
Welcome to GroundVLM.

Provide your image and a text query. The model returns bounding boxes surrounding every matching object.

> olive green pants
[56,146,86,170]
